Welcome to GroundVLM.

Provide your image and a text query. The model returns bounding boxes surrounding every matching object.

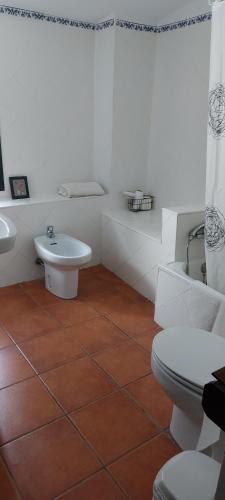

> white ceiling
[5,0,209,24]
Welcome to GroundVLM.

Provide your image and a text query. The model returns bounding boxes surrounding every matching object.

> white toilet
[151,327,225,457]
[153,451,220,500]
[34,230,92,299]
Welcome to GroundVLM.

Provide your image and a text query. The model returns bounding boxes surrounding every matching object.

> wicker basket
[128,195,153,212]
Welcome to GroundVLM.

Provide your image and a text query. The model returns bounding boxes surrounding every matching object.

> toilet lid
[152,351,203,395]
[154,451,220,500]
[152,327,225,389]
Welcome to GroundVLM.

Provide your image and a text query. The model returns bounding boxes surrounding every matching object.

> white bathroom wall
[111,26,156,193]
[0,195,114,286]
[160,1,209,24]
[0,14,94,199]
[93,25,115,191]
[0,12,210,207]
[147,20,211,208]
[102,206,204,301]
[0,10,212,289]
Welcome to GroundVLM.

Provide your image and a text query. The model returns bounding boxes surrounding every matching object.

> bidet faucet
[47,225,55,239]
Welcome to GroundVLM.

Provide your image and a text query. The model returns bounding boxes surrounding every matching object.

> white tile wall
[0,15,94,200]
[0,195,112,286]
[102,211,164,302]
[0,12,209,292]
[102,206,204,302]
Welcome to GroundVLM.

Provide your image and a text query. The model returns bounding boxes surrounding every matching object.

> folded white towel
[58,182,105,198]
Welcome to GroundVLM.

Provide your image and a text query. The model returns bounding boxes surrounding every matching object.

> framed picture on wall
[9,176,30,199]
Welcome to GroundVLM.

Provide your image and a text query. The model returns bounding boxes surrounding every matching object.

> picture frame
[9,176,30,200]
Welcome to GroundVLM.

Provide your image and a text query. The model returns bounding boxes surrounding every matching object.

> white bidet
[34,232,92,299]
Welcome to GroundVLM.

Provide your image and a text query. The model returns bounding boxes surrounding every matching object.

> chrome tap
[46,225,55,239]
[188,224,205,242]
[186,223,205,275]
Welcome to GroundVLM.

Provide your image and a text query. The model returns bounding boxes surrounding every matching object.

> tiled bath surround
[102,207,204,302]
[155,261,225,334]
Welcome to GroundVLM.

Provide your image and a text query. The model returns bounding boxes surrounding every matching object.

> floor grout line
[67,408,165,471]
[0,415,64,449]
[121,386,166,434]
[0,266,170,499]
[0,453,24,500]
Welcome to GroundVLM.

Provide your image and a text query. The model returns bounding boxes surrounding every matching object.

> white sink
[0,214,17,253]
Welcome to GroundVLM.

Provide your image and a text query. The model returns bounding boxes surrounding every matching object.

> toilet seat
[152,327,225,389]
[153,451,220,500]
[152,352,203,396]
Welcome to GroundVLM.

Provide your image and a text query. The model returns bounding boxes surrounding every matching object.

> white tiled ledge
[102,205,205,243]
[0,194,107,209]
[166,205,204,215]
[102,208,162,241]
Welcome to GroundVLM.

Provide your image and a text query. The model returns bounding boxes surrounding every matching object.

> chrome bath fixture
[186,224,205,275]
[201,262,207,284]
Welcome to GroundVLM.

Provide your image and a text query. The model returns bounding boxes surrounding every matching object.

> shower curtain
[205,0,225,294]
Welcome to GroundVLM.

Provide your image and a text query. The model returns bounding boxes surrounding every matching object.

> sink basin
[0,214,17,253]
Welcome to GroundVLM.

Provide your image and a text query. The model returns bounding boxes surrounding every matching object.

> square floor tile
[0,284,22,297]
[81,266,122,286]
[47,300,99,327]
[94,342,150,386]
[0,327,13,349]
[2,418,101,500]
[41,357,117,412]
[126,375,173,429]
[3,307,61,343]
[71,392,158,464]
[65,317,128,355]
[129,318,161,338]
[85,291,134,316]
[107,303,158,336]
[19,329,85,373]
[0,346,34,389]
[79,273,118,299]
[22,279,65,306]
[0,456,19,500]
[56,470,126,500]
[0,293,37,321]
[118,283,155,307]
[0,377,62,444]
[133,330,160,352]
[108,434,179,500]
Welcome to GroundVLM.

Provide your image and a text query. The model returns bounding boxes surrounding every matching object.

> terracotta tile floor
[0,265,178,499]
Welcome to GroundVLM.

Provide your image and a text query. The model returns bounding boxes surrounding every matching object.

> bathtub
[155,259,225,337]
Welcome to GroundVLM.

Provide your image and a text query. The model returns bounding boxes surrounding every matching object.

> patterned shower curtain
[205,0,225,294]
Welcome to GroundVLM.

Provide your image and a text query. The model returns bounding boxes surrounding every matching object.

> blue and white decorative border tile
[116,12,212,33]
[116,19,158,33]
[158,12,212,33]
[0,4,212,33]
[0,5,96,29]
[95,19,115,31]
